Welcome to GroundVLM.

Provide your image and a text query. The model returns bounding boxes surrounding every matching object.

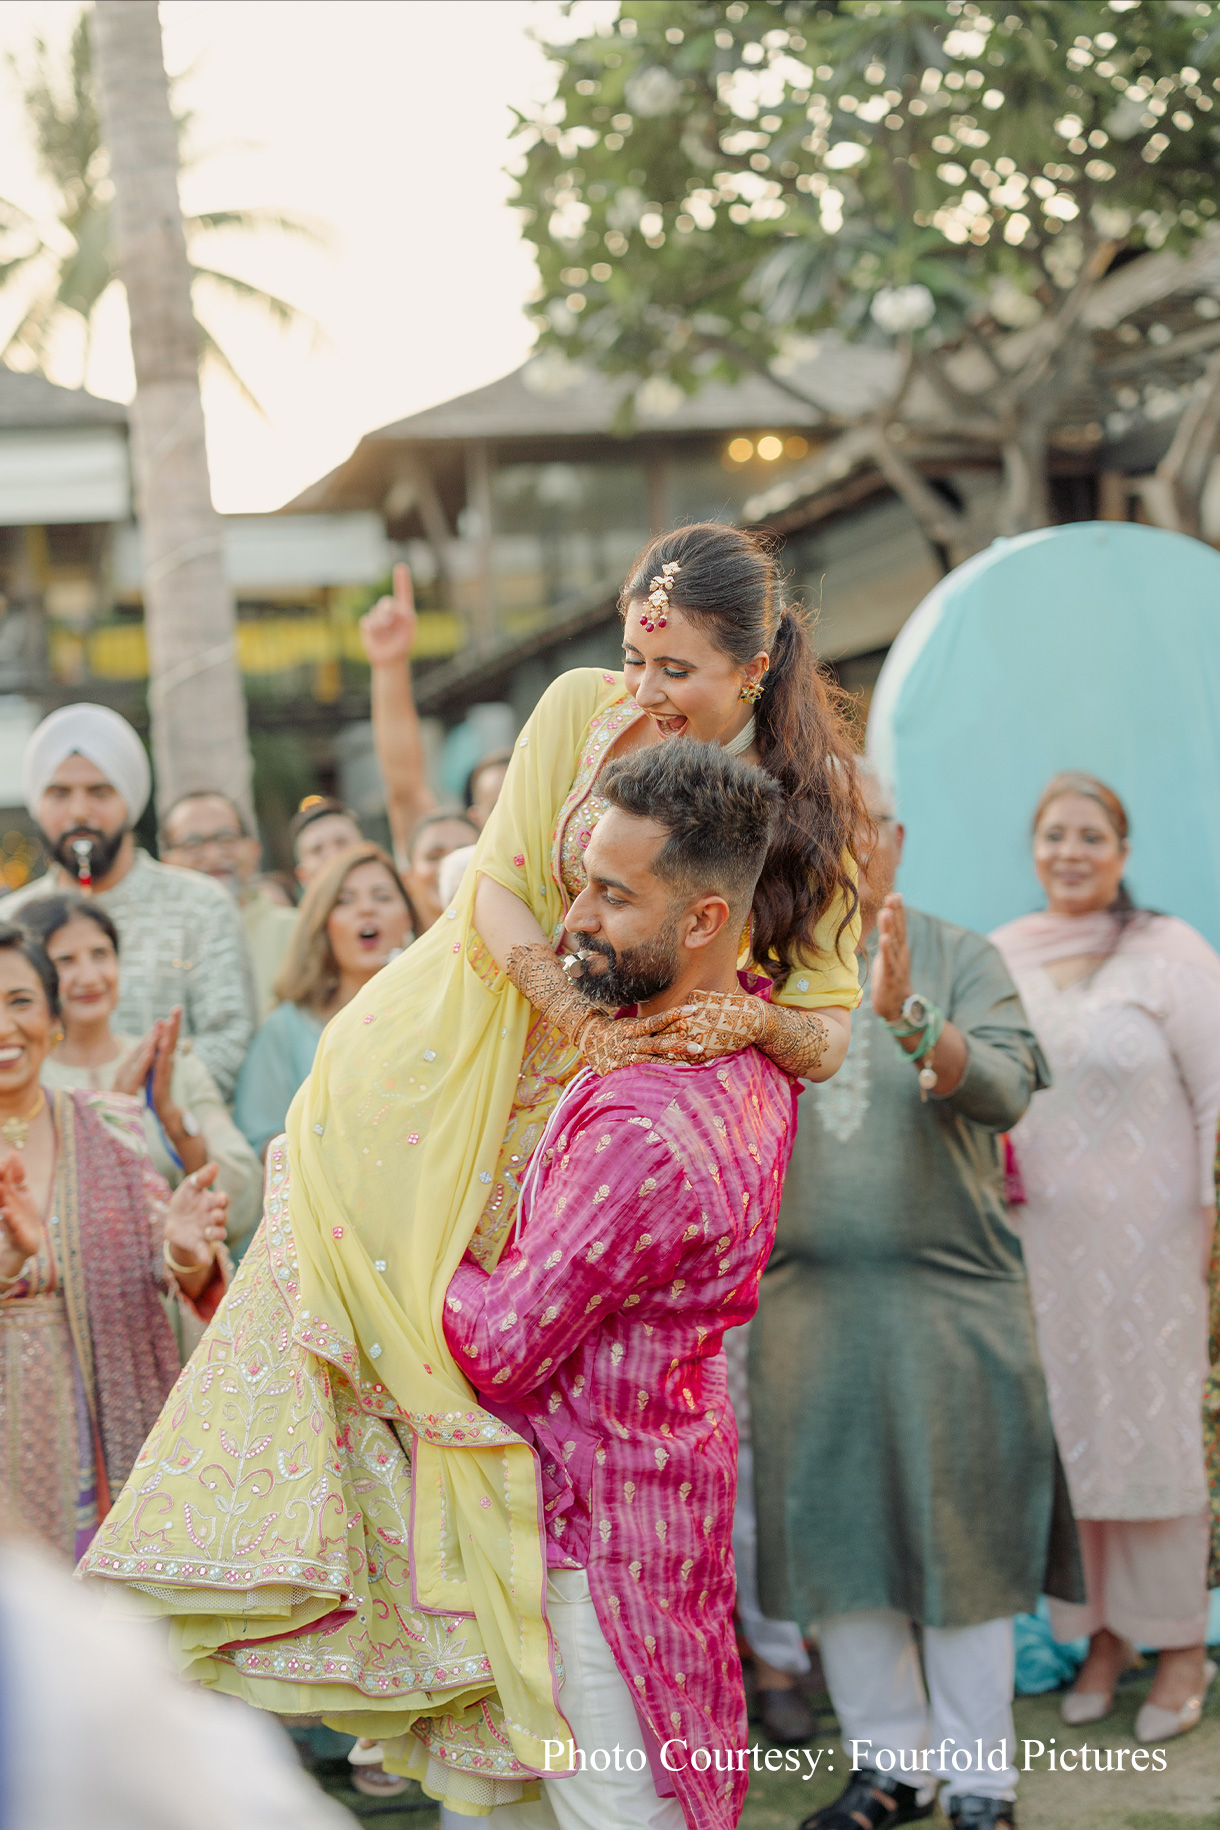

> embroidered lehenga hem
[81,1147,550,1804]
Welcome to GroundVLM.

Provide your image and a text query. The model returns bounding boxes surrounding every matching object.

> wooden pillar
[464,440,496,650]
[405,458,457,609]
[1096,470,1131,522]
[645,446,671,536]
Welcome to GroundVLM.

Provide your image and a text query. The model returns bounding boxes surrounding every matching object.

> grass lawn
[309,1654,1220,1830]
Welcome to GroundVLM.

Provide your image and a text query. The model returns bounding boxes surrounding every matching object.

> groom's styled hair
[600,738,784,921]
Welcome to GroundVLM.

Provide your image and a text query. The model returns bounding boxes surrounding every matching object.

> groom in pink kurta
[443,738,817,1830]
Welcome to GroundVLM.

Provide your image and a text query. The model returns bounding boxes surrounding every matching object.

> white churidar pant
[439,1568,685,1830]
[818,1609,1018,1804]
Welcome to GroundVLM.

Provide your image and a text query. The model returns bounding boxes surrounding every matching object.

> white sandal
[347,1740,409,1796]
[1135,1659,1217,1744]
[1061,1690,1112,1725]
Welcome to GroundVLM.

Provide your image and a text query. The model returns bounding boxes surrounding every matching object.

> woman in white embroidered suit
[992,772,1220,1745]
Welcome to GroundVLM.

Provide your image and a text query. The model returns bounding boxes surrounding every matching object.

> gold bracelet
[162,1238,206,1278]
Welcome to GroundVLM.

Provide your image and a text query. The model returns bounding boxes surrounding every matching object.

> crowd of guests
[0,542,1215,1830]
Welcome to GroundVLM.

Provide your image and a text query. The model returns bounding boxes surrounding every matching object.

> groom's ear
[681,892,733,951]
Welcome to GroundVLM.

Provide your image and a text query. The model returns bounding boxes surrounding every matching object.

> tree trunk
[999,428,1052,535]
[1140,348,1220,538]
[91,0,252,822]
[868,429,985,569]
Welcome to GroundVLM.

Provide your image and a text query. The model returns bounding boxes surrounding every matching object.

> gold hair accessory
[640,561,680,633]
[739,678,766,705]
[0,1088,45,1151]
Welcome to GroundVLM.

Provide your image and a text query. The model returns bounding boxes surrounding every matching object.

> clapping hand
[870,892,912,1024]
[114,1007,178,1120]
[0,1149,43,1276]
[114,1008,207,1174]
[359,562,417,666]
[163,1161,228,1284]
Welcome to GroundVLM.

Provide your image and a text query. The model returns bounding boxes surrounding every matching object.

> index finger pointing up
[393,561,413,610]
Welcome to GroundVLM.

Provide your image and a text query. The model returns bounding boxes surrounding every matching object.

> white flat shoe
[1135,1659,1217,1744]
[1061,1690,1112,1725]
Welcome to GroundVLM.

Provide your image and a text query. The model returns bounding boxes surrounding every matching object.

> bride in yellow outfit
[81,523,864,1814]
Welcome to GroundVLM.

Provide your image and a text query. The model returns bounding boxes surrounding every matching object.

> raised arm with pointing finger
[359,563,438,868]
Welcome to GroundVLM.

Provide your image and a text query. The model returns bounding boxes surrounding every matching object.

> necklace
[0,1088,45,1151]
[723,714,756,758]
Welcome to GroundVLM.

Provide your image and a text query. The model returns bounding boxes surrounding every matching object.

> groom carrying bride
[83,739,811,1830]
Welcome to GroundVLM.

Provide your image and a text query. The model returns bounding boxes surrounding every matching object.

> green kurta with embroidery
[751,906,1082,1630]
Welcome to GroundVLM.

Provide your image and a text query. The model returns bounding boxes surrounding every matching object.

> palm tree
[90,0,251,821]
[0,7,322,409]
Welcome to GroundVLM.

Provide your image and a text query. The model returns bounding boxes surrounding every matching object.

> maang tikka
[640,560,681,632]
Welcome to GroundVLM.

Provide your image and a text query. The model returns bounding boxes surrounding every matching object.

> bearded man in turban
[3,703,255,1098]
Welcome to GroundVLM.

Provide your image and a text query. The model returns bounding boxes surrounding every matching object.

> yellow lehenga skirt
[81,667,860,1812]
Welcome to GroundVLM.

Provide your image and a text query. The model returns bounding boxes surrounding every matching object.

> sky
[0,1,593,512]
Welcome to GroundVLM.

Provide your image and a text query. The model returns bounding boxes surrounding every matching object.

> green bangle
[886,1000,945,1063]
[909,1006,945,1063]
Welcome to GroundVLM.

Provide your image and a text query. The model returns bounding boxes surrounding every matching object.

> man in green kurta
[750,766,1081,1830]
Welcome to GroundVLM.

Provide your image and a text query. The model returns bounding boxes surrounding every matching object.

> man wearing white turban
[3,703,255,1099]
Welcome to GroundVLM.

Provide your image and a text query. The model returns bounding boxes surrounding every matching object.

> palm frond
[0,195,39,235]
[189,262,324,344]
[13,14,103,213]
[55,203,114,319]
[187,206,332,250]
[0,249,46,290]
[194,320,268,419]
[3,10,329,393]
[1,283,66,364]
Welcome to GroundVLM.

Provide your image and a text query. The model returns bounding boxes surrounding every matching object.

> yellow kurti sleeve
[770,864,863,1011]
[474,666,625,936]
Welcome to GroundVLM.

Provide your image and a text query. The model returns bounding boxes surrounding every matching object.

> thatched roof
[282,338,898,515]
[0,366,128,431]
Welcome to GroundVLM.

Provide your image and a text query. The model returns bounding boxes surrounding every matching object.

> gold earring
[739,679,765,704]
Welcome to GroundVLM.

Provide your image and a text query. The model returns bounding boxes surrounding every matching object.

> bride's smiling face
[621,601,767,745]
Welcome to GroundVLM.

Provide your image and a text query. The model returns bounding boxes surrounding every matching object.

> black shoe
[758,1685,818,1744]
[799,1767,935,1830]
[947,1797,1016,1830]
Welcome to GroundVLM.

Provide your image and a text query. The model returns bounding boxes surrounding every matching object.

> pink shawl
[991,910,1220,987]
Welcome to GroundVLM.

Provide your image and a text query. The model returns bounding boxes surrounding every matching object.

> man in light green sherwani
[750,766,1082,1830]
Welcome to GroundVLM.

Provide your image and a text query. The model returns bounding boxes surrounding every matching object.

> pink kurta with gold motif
[444,1048,799,1830]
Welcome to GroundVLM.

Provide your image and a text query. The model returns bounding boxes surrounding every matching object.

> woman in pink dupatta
[0,921,229,1562]
[991,774,1220,1744]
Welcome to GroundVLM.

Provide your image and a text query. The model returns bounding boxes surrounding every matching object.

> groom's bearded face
[571,913,683,1009]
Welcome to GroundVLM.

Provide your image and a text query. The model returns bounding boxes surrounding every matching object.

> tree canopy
[515,0,1220,554]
